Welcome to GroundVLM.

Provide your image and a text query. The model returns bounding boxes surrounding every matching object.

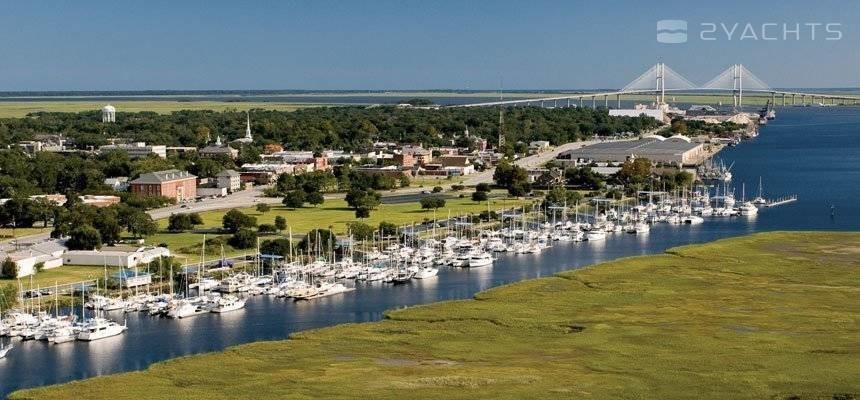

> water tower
[101,104,116,123]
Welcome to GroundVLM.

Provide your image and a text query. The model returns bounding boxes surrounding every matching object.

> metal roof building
[556,136,705,166]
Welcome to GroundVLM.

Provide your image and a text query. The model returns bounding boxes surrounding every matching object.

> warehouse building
[556,135,705,166]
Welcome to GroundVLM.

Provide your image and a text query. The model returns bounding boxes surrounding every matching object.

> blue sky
[1,0,858,90]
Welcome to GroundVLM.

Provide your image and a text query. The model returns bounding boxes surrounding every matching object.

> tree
[92,212,121,246]
[189,212,203,225]
[615,157,652,186]
[258,223,277,233]
[420,196,446,210]
[282,190,306,209]
[347,222,374,241]
[1,257,17,279]
[67,225,102,250]
[168,213,193,232]
[544,187,583,207]
[222,209,257,233]
[256,203,271,213]
[378,221,398,237]
[565,166,605,190]
[306,191,325,207]
[508,182,531,197]
[127,212,157,238]
[355,207,371,218]
[345,188,380,210]
[493,160,529,194]
[260,238,292,257]
[228,228,258,249]
[471,190,489,202]
[475,183,491,193]
[432,186,443,193]
[274,215,287,231]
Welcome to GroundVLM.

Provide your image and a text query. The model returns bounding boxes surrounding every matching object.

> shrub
[228,229,258,249]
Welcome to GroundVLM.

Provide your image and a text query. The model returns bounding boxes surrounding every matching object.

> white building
[63,246,170,268]
[100,142,167,158]
[0,241,65,278]
[102,104,116,123]
[232,111,254,144]
[216,169,242,192]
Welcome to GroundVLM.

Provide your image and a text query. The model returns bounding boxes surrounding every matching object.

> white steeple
[245,111,252,141]
[215,135,222,146]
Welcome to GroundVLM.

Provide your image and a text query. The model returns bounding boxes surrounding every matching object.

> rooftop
[130,169,196,184]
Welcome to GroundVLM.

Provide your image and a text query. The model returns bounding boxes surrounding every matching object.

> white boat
[76,317,127,341]
[0,343,11,358]
[467,252,493,267]
[167,300,210,319]
[586,231,606,241]
[682,215,704,224]
[633,222,650,234]
[413,266,439,279]
[211,295,246,313]
[739,201,759,215]
[48,326,78,344]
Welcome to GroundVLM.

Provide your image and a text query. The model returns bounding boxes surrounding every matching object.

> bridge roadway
[451,89,860,108]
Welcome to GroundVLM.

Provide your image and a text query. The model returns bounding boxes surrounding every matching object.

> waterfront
[1,106,859,396]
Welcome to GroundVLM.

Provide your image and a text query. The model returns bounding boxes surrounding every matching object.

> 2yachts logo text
[657,20,842,43]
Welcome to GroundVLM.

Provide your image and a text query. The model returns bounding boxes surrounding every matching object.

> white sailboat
[211,295,246,313]
[0,342,12,358]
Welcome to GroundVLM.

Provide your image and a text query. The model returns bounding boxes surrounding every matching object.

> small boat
[210,295,246,313]
[413,266,438,279]
[586,230,606,241]
[467,252,493,267]
[77,317,127,341]
[0,343,12,358]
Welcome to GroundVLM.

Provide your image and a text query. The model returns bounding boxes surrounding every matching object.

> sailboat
[752,177,767,205]
[739,183,759,216]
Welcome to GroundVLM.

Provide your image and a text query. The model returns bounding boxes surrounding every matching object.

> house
[199,136,239,159]
[80,195,121,207]
[0,240,65,278]
[528,141,551,153]
[216,169,242,192]
[103,177,129,191]
[438,155,475,176]
[129,169,197,202]
[398,145,432,166]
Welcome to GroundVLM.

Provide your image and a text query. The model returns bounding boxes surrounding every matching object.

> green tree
[471,190,489,202]
[420,196,446,210]
[282,190,306,209]
[222,209,257,233]
[228,228,258,249]
[189,212,203,225]
[347,221,374,241]
[258,224,276,233]
[168,213,193,232]
[67,225,102,250]
[299,229,336,253]
[475,183,491,193]
[260,238,292,257]
[378,221,398,237]
[274,215,287,231]
[256,203,271,213]
[1,257,17,279]
[306,191,325,207]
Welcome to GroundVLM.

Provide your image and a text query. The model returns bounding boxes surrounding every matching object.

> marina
[1,106,859,396]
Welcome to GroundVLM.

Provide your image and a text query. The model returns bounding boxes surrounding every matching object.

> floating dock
[766,195,798,208]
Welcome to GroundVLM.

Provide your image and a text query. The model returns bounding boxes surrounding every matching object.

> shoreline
[11,231,859,399]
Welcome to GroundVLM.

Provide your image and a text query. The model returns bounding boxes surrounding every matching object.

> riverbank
[11,231,858,399]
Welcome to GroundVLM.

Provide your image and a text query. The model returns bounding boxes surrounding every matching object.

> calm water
[1,106,859,396]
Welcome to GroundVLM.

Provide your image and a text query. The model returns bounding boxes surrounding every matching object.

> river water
[1,106,858,396]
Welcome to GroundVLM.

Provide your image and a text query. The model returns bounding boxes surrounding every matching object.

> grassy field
[12,231,859,400]
[0,227,49,241]
[144,195,530,264]
[0,101,321,118]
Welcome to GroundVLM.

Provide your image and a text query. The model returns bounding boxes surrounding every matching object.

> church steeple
[215,135,222,146]
[245,111,252,141]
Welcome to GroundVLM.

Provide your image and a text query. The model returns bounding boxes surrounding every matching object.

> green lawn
[13,231,859,400]
[0,227,50,241]
[0,101,321,118]
[144,195,529,264]
[164,195,530,235]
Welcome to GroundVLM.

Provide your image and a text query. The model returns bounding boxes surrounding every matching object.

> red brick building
[129,169,197,202]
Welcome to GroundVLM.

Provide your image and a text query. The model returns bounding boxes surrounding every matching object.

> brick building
[129,169,197,202]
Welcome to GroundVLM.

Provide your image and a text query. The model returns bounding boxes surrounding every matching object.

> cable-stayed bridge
[453,63,860,108]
